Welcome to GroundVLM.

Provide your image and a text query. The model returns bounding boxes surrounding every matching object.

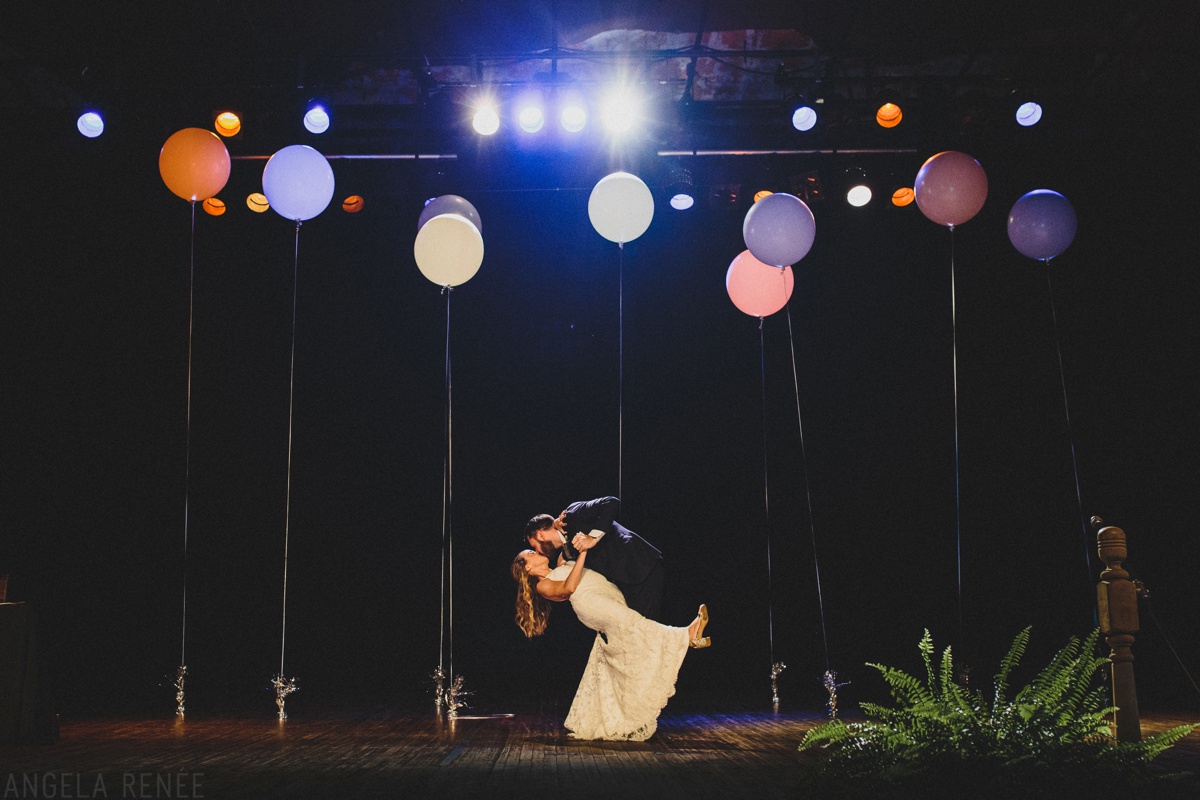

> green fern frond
[993,626,1030,709]
[869,662,935,706]
[919,628,934,690]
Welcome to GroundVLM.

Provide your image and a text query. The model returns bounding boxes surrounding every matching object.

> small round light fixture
[247,192,270,213]
[669,193,694,211]
[791,105,817,132]
[561,103,587,133]
[304,102,330,134]
[342,195,364,214]
[1015,101,1043,127]
[517,104,545,133]
[215,111,242,138]
[76,111,104,138]
[891,187,915,207]
[875,102,902,128]
[472,103,500,136]
[847,184,872,207]
[753,190,773,203]
[202,197,227,216]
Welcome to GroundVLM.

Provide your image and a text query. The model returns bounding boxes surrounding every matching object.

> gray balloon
[417,195,482,233]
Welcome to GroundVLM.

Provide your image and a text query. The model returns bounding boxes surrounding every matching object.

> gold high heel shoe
[689,604,711,649]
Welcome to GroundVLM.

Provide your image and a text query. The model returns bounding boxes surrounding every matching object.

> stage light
[847,184,872,207]
[342,195,364,213]
[875,102,902,128]
[891,187,915,207]
[214,111,242,137]
[517,103,545,133]
[472,101,500,136]
[667,167,696,210]
[1016,101,1043,127]
[561,103,587,132]
[753,190,773,203]
[791,105,817,132]
[76,111,104,138]
[303,100,330,134]
[202,197,226,216]
[600,87,641,134]
[247,192,269,213]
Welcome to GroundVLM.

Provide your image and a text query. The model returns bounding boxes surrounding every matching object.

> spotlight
[875,102,902,128]
[472,101,500,136]
[791,105,817,132]
[845,169,871,206]
[342,195,364,213]
[76,111,104,138]
[847,184,872,207]
[303,100,330,134]
[1015,101,1043,127]
[891,187,915,207]
[560,96,587,132]
[753,190,773,203]
[667,167,695,211]
[202,197,226,216]
[517,103,545,133]
[214,111,242,137]
[600,87,641,134]
[247,193,270,213]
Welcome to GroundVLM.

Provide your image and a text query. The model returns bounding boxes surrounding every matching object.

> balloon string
[618,242,624,501]
[760,322,776,668]
[440,287,454,680]
[279,220,301,679]
[1045,266,1095,591]
[785,306,829,670]
[180,200,196,670]
[949,226,964,649]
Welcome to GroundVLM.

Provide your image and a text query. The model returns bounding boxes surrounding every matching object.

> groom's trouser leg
[621,560,666,623]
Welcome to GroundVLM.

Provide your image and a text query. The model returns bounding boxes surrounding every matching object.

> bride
[511,545,710,741]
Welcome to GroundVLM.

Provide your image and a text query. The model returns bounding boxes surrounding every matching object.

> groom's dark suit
[560,497,665,622]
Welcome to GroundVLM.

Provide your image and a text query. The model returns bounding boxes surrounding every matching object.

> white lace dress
[547,563,690,741]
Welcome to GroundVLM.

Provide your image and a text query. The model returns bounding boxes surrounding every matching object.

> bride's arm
[535,550,587,601]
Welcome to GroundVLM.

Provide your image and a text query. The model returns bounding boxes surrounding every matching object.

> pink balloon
[914,151,988,228]
[726,250,794,318]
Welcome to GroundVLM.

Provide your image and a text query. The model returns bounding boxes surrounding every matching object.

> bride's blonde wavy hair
[511,550,552,638]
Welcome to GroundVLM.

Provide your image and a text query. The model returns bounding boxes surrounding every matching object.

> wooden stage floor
[2,707,1198,799]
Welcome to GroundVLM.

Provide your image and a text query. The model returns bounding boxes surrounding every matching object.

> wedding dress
[547,563,690,741]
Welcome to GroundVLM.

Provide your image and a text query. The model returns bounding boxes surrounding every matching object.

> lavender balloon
[418,195,482,234]
[1007,190,1077,261]
[262,145,334,221]
[742,193,816,267]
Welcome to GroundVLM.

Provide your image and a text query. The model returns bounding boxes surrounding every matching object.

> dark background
[1,2,1197,719]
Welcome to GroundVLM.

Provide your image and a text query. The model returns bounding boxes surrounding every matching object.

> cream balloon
[413,214,484,287]
[587,172,654,243]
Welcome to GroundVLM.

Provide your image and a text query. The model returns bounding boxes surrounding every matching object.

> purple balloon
[418,195,482,234]
[1007,190,1077,261]
[742,193,816,267]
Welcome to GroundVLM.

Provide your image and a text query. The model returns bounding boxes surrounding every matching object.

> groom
[525,496,666,623]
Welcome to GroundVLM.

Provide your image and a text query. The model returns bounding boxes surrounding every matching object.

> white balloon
[588,172,654,243]
[262,145,335,221]
[413,214,484,287]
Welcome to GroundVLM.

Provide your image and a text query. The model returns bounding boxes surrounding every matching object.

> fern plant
[799,628,1198,799]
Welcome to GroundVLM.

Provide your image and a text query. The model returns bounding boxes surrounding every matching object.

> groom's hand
[572,533,598,551]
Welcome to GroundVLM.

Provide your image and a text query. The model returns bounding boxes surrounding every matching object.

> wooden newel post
[1094,517,1141,742]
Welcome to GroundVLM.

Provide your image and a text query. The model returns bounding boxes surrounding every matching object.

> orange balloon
[159,128,231,202]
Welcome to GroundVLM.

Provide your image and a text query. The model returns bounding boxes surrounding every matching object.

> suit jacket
[562,497,662,586]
